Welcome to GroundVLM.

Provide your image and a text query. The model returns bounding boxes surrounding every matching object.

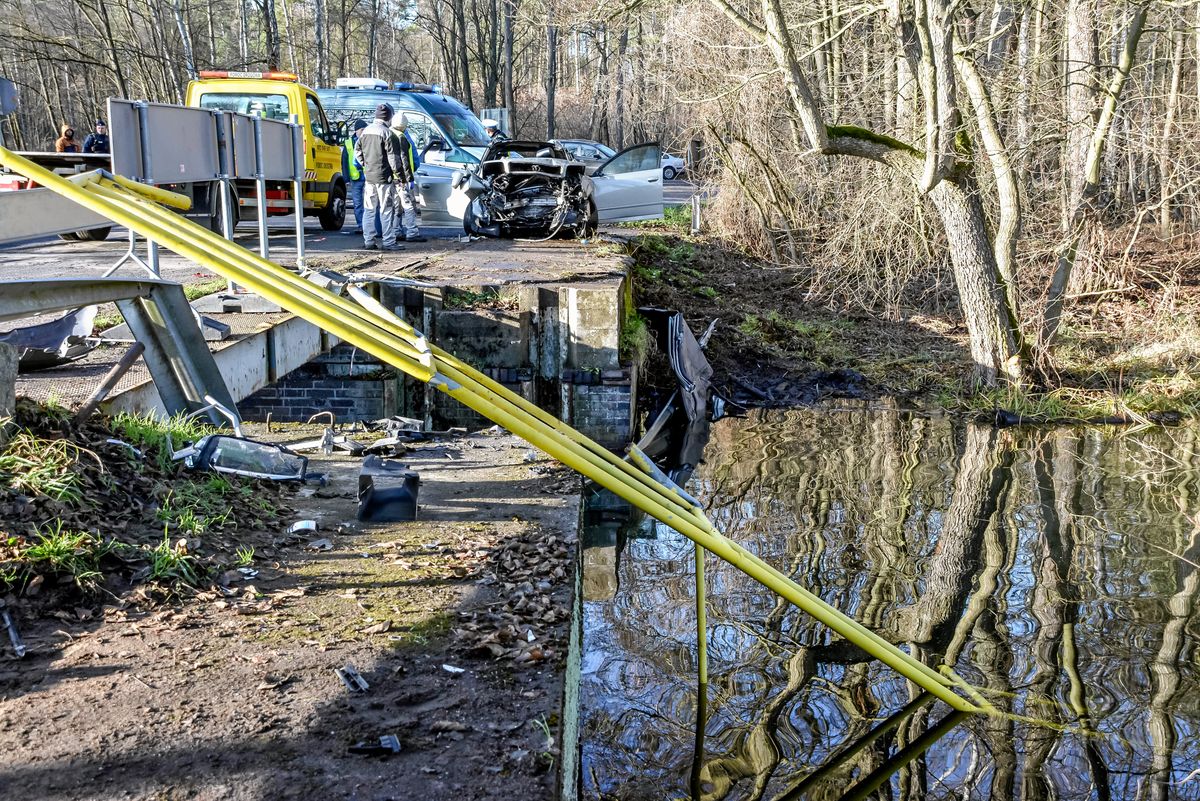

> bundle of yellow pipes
[0,146,981,714]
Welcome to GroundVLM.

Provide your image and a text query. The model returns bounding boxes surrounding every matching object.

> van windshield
[318,90,489,149]
[432,113,489,148]
[198,92,291,121]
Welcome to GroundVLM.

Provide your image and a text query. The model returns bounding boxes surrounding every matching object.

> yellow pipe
[99,174,193,210]
[429,378,967,706]
[695,542,708,686]
[91,179,710,525]
[95,173,962,704]
[2,145,974,711]
[102,180,962,705]
[86,181,714,528]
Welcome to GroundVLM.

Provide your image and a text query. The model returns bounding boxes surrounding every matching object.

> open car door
[591,143,664,223]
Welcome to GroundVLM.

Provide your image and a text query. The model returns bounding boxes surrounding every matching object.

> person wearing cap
[389,114,426,243]
[83,120,109,154]
[482,118,509,143]
[342,119,371,234]
[353,103,405,251]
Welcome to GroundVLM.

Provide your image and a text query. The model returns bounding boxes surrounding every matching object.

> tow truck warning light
[199,70,299,82]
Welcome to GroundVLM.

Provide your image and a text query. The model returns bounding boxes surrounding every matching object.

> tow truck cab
[317,78,489,168]
[184,70,347,231]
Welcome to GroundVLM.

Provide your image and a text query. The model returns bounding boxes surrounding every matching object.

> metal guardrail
[0,144,986,715]
[0,276,237,422]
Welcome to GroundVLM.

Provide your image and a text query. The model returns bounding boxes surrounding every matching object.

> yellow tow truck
[185,70,347,231]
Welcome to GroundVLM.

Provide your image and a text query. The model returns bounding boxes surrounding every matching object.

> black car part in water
[462,140,594,240]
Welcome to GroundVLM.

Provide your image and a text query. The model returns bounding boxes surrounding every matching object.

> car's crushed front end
[451,141,594,239]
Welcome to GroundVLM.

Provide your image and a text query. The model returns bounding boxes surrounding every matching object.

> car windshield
[433,112,490,148]
[198,92,291,121]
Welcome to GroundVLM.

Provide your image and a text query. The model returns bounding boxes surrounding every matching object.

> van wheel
[319,182,347,231]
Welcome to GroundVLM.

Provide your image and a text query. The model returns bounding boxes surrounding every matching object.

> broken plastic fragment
[335,662,370,693]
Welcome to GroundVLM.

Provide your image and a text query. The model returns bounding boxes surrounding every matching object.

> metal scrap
[0,305,98,371]
[334,662,370,693]
[2,608,26,658]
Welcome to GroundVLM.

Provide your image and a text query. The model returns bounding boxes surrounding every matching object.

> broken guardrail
[0,145,986,714]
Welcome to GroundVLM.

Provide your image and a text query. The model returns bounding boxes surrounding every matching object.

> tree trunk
[452,0,473,109]
[1158,24,1183,234]
[502,0,515,117]
[314,0,328,87]
[614,26,629,148]
[929,176,1023,385]
[1039,6,1147,353]
[262,0,281,70]
[545,14,558,138]
[171,0,198,79]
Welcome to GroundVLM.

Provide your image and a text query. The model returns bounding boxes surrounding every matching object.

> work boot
[405,235,428,243]
[381,243,404,252]
[363,241,379,250]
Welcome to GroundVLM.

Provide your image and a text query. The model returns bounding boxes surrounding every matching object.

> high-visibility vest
[344,136,361,181]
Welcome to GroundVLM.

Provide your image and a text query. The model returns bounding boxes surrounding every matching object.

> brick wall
[238,343,394,423]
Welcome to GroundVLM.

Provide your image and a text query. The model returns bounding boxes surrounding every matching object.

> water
[579,407,1200,800]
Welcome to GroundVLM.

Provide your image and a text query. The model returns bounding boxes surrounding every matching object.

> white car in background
[661,152,687,180]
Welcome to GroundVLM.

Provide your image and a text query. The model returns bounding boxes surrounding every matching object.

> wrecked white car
[447,140,664,239]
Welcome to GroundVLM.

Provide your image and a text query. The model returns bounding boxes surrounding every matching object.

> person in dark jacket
[54,123,80,153]
[83,120,109,154]
[389,114,426,243]
[353,103,406,251]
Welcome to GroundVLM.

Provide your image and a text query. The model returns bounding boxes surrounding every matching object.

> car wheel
[319,181,347,231]
[663,166,677,181]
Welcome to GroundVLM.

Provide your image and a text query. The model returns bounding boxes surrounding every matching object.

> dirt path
[0,429,579,801]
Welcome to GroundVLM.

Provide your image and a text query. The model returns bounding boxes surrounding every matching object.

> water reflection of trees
[580,409,1200,800]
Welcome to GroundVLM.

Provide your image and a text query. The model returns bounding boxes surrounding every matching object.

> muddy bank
[0,427,580,801]
[624,233,970,409]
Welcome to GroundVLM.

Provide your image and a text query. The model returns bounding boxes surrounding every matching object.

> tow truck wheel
[60,227,111,242]
[74,226,113,241]
[319,182,346,231]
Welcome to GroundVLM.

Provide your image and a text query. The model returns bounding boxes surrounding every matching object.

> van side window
[306,95,328,141]
[396,111,433,150]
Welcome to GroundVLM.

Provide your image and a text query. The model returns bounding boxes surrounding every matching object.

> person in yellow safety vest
[341,119,370,234]
[389,114,426,243]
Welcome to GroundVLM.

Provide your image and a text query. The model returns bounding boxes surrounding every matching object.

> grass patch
[185,279,227,301]
[619,312,652,372]
[145,530,205,586]
[110,411,216,471]
[621,203,692,234]
[738,312,855,367]
[0,430,93,503]
[390,611,454,646]
[2,521,116,593]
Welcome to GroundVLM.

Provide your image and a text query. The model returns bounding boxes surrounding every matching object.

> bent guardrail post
[0,143,981,714]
